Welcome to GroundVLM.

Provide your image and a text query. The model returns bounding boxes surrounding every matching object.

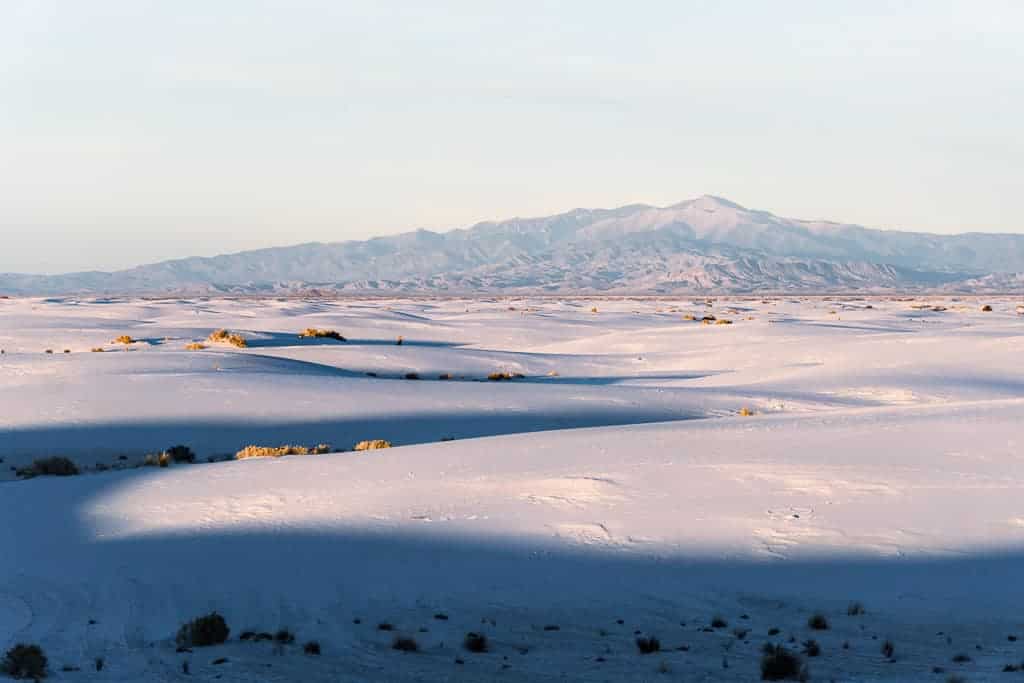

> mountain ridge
[3,196,1023,295]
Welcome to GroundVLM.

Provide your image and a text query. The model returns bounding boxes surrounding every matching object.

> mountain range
[4,196,1023,295]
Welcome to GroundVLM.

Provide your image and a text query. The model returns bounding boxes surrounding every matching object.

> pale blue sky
[2,0,1022,273]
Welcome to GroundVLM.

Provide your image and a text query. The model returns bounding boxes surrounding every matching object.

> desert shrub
[235,444,331,459]
[981,305,993,312]
[298,328,345,341]
[176,612,229,647]
[114,335,135,344]
[91,347,105,352]
[404,372,420,380]
[807,614,829,630]
[710,616,728,629]
[438,373,453,380]
[463,632,488,653]
[682,313,696,320]
[208,329,248,348]
[881,639,895,659]
[17,456,79,478]
[184,342,207,351]
[353,440,391,451]
[144,452,173,468]
[395,336,404,345]
[802,639,820,657]
[165,445,196,464]
[636,636,661,654]
[2,644,47,680]
[847,601,865,616]
[392,636,419,652]
[738,407,756,416]
[303,641,320,655]
[715,319,733,325]
[44,349,53,354]
[951,653,972,663]
[487,371,525,381]
[274,629,294,644]
[760,644,803,680]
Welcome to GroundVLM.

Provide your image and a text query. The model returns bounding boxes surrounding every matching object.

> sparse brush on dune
[235,444,332,459]
[184,342,207,351]
[114,335,135,344]
[207,329,248,348]
[176,612,229,647]
[298,328,345,341]
[2,643,48,680]
[16,456,79,479]
[487,371,524,381]
[353,440,391,451]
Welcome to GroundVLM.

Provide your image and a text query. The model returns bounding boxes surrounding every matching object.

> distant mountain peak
[2,197,1022,295]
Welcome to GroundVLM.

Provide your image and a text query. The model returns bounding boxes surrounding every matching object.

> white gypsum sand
[1,295,1023,681]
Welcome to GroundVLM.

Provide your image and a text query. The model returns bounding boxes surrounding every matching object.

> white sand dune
[2,295,1023,680]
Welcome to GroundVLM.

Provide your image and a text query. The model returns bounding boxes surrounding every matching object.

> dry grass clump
[738,407,756,416]
[981,304,993,312]
[715,319,734,325]
[760,644,804,680]
[91,347,105,352]
[391,636,419,652]
[636,636,661,654]
[682,313,697,320]
[176,612,230,647]
[354,440,391,451]
[807,613,829,630]
[298,328,346,341]
[463,632,488,653]
[16,456,80,478]
[235,444,332,459]
[208,329,248,348]
[185,342,207,351]
[144,452,174,468]
[487,371,525,381]
[2,643,48,680]
[114,335,135,344]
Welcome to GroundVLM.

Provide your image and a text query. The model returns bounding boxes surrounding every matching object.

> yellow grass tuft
[715,319,733,325]
[208,329,248,348]
[185,342,207,351]
[487,371,525,381]
[682,313,696,321]
[353,439,392,451]
[91,347,104,352]
[114,335,135,344]
[235,444,331,459]
[738,406,756,416]
[298,328,346,341]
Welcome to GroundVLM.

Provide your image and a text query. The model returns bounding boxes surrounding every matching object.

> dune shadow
[243,331,466,349]
[0,408,706,459]
[2,467,1023,680]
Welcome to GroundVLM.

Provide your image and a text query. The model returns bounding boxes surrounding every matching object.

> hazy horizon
[4,1,1022,273]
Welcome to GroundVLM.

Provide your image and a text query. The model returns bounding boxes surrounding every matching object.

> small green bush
[2,643,48,680]
[176,612,230,647]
